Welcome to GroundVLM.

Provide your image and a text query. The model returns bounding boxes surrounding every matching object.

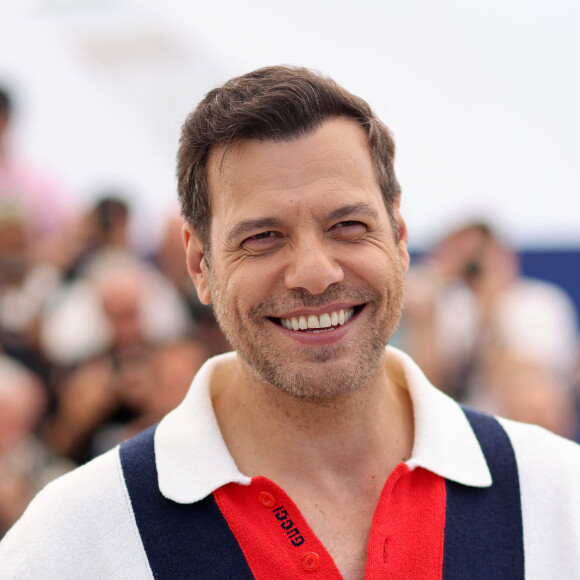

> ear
[393,197,410,272]
[182,223,212,305]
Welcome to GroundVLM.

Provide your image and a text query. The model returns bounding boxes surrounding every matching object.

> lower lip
[272,309,361,346]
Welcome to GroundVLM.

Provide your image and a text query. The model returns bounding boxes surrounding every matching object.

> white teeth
[280,308,355,331]
[319,313,332,328]
[307,315,320,329]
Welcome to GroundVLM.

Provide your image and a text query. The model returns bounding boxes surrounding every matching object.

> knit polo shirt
[1,347,579,578]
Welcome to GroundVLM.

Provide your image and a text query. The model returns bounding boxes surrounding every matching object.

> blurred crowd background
[1,0,579,540]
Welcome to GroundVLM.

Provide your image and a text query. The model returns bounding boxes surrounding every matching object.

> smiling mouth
[271,306,361,332]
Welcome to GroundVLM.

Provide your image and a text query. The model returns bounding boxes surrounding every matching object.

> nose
[284,238,344,295]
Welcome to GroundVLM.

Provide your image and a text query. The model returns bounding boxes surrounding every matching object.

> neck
[212,351,414,486]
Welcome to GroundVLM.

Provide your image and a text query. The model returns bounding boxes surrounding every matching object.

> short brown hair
[177,65,400,253]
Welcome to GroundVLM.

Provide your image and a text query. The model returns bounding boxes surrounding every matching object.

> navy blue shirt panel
[119,426,255,580]
[443,406,525,579]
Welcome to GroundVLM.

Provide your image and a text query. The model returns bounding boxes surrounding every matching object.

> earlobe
[182,223,212,305]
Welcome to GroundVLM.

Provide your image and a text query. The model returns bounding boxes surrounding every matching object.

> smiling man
[1,66,580,579]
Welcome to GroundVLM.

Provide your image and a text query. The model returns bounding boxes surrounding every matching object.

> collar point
[159,473,253,505]
[407,458,493,489]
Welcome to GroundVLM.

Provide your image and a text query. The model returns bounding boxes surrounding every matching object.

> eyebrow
[327,202,380,222]
[227,202,380,244]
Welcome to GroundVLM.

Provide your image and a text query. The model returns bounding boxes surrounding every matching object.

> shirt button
[301,552,320,571]
[257,491,276,507]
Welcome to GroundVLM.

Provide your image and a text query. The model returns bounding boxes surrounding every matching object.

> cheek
[357,251,405,301]
[344,248,393,281]
[228,258,282,297]
[210,267,249,318]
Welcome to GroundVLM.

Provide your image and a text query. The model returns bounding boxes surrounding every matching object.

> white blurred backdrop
[0,0,578,251]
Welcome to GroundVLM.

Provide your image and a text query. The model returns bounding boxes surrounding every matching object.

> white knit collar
[155,347,491,504]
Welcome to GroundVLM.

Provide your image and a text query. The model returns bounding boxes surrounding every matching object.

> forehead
[206,117,383,227]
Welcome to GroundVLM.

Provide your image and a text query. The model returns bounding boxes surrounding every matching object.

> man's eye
[250,231,276,240]
[335,220,364,229]
[242,231,283,251]
[331,221,367,235]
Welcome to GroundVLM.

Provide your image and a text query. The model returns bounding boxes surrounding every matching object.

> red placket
[214,464,446,579]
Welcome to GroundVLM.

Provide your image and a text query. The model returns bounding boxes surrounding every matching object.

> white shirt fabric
[1,347,579,579]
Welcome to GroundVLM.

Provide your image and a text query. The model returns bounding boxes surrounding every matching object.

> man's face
[184,117,409,401]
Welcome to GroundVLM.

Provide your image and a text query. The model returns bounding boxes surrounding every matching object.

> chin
[253,349,386,403]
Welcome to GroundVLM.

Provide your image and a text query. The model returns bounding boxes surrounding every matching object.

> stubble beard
[209,264,406,403]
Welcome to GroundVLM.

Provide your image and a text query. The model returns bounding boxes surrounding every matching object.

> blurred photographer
[401,221,578,434]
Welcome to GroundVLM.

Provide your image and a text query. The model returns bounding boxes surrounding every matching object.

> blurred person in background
[487,353,577,440]
[41,250,193,463]
[401,221,578,429]
[0,86,76,265]
[0,202,62,404]
[90,337,210,457]
[39,201,192,368]
[0,355,73,538]
[61,194,131,280]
